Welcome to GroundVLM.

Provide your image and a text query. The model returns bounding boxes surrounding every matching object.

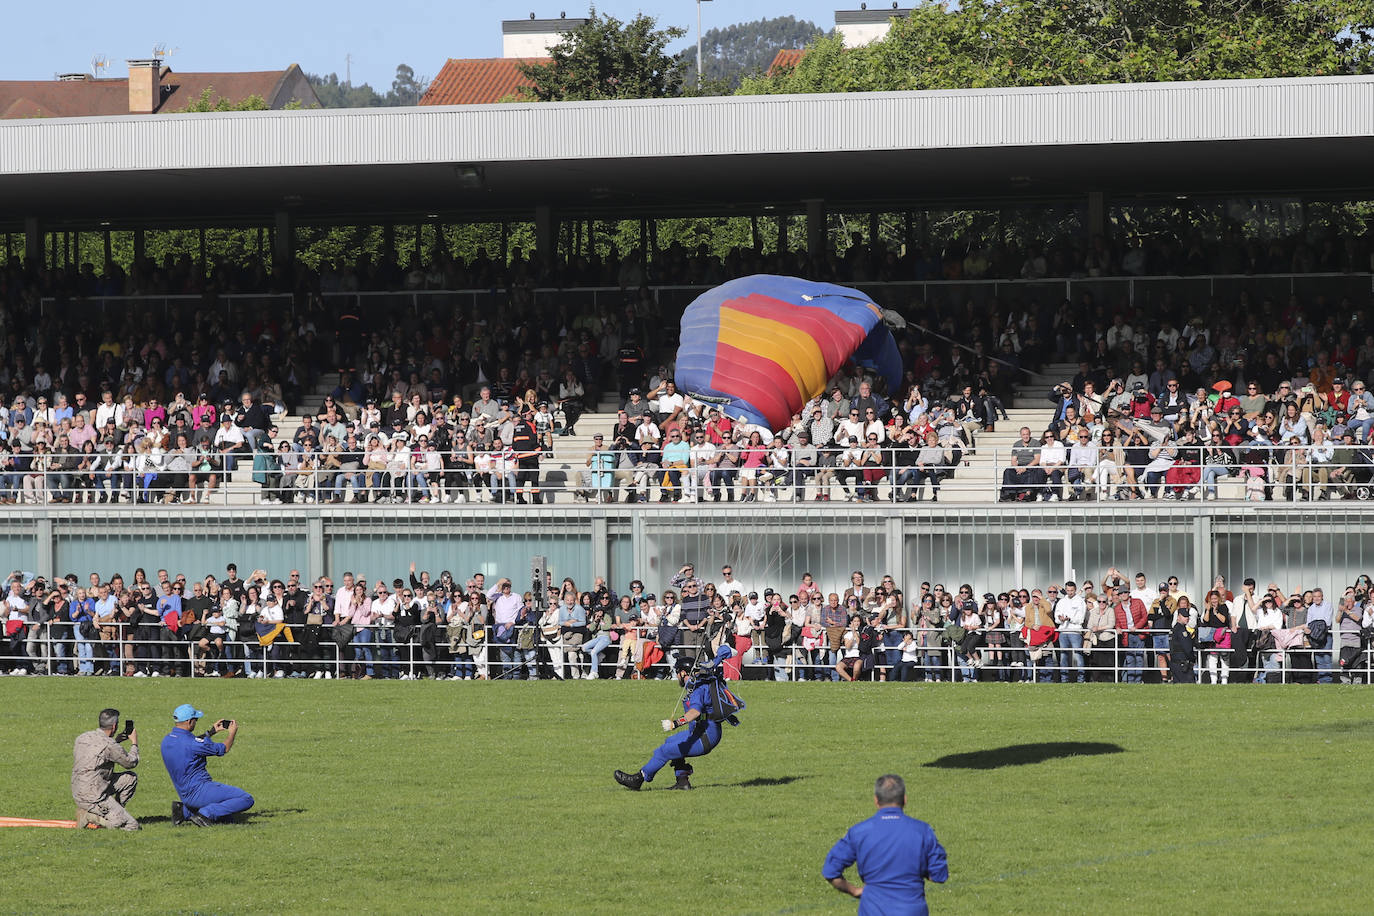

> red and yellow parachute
[675,275,902,431]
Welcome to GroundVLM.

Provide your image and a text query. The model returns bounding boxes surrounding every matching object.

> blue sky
[9,1,848,90]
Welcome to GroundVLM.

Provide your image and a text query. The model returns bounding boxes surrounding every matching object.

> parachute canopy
[674,275,902,431]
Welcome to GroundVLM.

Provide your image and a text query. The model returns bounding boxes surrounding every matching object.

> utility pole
[696,0,713,87]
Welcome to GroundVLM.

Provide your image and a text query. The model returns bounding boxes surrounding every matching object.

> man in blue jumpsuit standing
[823,774,948,915]
[161,703,254,827]
[614,646,741,791]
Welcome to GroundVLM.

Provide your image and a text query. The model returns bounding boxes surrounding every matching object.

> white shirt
[1054,594,1087,631]
[1068,442,1098,467]
[716,579,745,601]
[1040,441,1067,468]
[372,594,398,626]
[656,392,685,417]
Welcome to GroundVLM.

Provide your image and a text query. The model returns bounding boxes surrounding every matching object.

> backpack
[858,625,881,655]
[704,678,745,723]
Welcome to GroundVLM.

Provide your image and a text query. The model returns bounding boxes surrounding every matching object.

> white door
[1014,530,1074,589]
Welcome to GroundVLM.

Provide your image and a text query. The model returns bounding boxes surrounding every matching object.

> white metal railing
[4,444,1372,505]
[991,443,1373,503]
[2,626,1356,684]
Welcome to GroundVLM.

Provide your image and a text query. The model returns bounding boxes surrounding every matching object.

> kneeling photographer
[161,703,254,826]
[71,708,139,830]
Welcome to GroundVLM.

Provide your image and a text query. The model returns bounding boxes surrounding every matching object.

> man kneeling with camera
[161,703,254,826]
[72,708,140,830]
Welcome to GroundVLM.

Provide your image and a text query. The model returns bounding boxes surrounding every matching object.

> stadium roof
[1,75,1372,227]
[420,58,548,106]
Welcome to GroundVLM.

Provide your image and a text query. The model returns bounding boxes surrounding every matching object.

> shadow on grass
[239,807,305,822]
[722,775,810,788]
[923,742,1124,770]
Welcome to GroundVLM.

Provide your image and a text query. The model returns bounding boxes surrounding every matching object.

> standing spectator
[1111,584,1149,683]
[1054,581,1087,683]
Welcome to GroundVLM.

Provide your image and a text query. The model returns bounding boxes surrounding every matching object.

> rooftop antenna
[151,42,179,60]
[345,52,352,86]
[91,55,110,78]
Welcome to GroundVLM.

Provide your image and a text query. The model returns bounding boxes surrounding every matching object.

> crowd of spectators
[1003,314,1374,501]
[3,563,1366,685]
[4,222,1374,505]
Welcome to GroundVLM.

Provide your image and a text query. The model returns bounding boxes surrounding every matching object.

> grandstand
[1,75,1373,584]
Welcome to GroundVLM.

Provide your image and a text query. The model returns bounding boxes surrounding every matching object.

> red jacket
[1113,598,1148,633]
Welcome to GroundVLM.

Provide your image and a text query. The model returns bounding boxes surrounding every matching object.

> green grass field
[2,680,1370,914]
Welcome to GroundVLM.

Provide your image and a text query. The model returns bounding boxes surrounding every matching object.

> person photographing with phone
[161,703,254,826]
[71,708,140,830]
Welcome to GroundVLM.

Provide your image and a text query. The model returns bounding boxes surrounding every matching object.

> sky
[8,0,852,90]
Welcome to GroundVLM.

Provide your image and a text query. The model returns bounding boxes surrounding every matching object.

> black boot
[669,773,693,790]
[614,769,645,791]
[172,801,186,826]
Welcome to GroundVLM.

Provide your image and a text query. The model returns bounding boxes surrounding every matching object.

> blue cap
[172,703,204,722]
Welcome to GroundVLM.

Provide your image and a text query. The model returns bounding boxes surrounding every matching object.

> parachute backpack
[686,663,746,726]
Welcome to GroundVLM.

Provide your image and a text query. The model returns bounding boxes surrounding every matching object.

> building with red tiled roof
[767,49,806,77]
[0,61,318,119]
[419,57,550,106]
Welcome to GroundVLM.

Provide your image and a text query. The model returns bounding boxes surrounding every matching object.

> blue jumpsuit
[160,728,255,821]
[642,681,722,782]
[823,807,949,916]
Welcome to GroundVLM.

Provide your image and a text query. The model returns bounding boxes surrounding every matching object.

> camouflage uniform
[71,729,139,830]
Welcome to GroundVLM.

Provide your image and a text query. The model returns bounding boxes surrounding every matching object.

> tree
[307,65,428,108]
[518,9,686,101]
[175,87,269,112]
[678,16,826,89]
[738,0,1374,94]
[307,72,387,108]
[390,63,429,106]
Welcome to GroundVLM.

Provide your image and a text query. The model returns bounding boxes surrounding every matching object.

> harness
[685,667,746,725]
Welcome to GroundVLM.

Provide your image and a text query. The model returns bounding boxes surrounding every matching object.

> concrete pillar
[591,515,609,580]
[868,210,880,253]
[36,516,54,579]
[383,222,395,265]
[24,217,41,267]
[103,229,113,268]
[133,228,146,268]
[307,514,326,581]
[885,515,904,586]
[534,205,555,273]
[805,198,826,259]
[198,227,207,271]
[1191,514,1211,603]
[777,215,788,253]
[273,210,294,269]
[1087,191,1106,240]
